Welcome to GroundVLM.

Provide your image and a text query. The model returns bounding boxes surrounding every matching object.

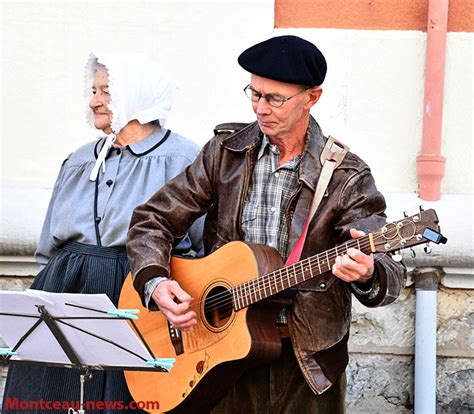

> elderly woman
[3,52,203,413]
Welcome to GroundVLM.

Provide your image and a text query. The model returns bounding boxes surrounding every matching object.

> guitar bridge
[168,321,184,355]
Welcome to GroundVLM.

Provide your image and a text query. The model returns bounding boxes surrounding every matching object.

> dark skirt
[2,242,145,414]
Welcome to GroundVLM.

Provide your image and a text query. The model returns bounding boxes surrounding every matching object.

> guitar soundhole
[203,285,233,330]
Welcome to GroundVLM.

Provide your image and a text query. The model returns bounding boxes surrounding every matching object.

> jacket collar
[221,122,262,152]
[221,116,327,191]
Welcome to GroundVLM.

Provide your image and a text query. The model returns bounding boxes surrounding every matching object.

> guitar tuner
[422,228,448,245]
[392,251,403,262]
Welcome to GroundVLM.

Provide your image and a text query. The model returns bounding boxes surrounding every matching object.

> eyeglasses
[243,85,310,108]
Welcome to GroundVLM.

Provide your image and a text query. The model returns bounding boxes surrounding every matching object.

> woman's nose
[90,93,102,109]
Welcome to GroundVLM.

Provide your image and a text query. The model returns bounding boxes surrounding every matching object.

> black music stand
[0,290,174,414]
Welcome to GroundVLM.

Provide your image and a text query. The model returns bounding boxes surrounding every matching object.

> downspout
[413,267,443,413]
[416,0,448,201]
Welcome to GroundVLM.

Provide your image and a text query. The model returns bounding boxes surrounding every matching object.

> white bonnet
[84,51,173,133]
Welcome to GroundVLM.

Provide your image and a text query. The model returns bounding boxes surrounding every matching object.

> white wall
[1,0,472,256]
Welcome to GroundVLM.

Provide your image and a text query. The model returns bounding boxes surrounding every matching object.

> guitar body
[119,241,286,413]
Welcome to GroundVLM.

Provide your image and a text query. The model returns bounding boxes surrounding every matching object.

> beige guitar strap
[285,136,349,265]
[308,136,350,223]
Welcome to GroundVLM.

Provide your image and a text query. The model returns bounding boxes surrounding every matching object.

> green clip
[0,348,18,356]
[107,309,140,320]
[146,358,176,370]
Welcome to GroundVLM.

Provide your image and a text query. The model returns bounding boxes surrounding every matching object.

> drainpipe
[413,267,442,413]
[416,0,448,201]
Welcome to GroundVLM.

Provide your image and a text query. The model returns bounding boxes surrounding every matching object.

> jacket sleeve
[127,138,218,301]
[334,168,406,307]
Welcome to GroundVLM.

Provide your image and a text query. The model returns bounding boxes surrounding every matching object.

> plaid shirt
[242,136,302,324]
[242,135,302,260]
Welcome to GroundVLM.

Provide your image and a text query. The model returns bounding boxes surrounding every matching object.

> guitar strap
[285,136,349,266]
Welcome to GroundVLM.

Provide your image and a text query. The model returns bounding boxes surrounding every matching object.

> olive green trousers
[211,340,346,414]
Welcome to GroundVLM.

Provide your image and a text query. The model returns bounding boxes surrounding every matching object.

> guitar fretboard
[232,235,373,310]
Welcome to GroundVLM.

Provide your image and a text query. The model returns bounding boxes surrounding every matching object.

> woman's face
[90,67,113,133]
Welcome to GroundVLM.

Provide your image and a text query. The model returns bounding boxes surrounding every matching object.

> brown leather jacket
[127,116,406,394]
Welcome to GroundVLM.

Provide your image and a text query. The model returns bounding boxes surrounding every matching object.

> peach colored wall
[275,0,473,32]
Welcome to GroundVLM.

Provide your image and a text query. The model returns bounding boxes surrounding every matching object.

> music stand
[0,290,174,414]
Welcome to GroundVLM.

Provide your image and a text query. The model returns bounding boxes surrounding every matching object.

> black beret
[238,35,327,86]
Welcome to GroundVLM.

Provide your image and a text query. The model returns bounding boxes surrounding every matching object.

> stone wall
[348,286,474,413]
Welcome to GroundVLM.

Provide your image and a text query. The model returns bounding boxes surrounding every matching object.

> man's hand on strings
[152,280,197,331]
[332,229,374,283]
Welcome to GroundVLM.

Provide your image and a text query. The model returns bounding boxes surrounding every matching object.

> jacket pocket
[296,272,337,292]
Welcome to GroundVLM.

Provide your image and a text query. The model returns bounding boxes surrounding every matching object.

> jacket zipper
[236,146,257,240]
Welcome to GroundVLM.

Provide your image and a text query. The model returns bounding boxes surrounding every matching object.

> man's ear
[305,87,323,109]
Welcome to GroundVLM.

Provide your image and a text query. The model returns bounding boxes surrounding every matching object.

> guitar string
[195,231,390,311]
[186,229,404,314]
[190,232,401,315]
[188,231,395,314]
[196,238,378,313]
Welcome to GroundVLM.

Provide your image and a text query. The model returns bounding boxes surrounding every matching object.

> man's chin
[258,122,274,135]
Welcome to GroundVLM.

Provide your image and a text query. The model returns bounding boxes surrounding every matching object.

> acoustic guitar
[119,208,446,413]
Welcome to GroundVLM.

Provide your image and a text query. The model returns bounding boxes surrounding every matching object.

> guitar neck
[232,234,373,310]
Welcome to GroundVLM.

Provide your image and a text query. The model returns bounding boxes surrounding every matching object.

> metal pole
[414,267,441,413]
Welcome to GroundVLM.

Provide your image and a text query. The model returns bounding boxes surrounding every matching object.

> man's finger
[168,282,193,304]
[350,228,366,239]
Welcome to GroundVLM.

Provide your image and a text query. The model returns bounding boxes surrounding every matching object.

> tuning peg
[392,251,403,262]
[419,205,424,212]
[403,211,408,217]
[410,248,416,258]
[424,243,432,254]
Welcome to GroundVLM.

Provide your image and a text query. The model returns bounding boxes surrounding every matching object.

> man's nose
[255,96,271,114]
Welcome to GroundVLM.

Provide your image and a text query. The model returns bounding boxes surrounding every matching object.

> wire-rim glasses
[243,85,310,108]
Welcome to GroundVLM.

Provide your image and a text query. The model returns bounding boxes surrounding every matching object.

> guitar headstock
[371,208,447,254]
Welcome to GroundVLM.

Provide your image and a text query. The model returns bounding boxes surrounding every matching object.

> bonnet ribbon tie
[89,133,117,182]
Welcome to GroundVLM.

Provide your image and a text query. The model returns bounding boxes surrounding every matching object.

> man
[127,35,405,413]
